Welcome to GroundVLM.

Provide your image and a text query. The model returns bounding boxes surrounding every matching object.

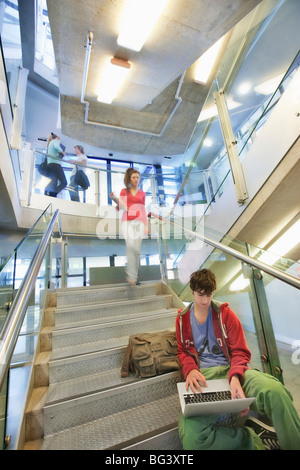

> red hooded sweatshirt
[176,300,251,384]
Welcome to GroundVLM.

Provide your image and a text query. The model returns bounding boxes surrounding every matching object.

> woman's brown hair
[124,168,140,190]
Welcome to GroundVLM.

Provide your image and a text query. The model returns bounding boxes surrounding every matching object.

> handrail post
[95,169,100,215]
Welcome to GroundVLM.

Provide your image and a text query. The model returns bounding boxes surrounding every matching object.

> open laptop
[177,379,255,417]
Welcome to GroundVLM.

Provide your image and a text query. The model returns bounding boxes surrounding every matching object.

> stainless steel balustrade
[149,212,300,290]
[0,210,59,391]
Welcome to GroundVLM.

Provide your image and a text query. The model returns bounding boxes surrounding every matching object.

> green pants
[178,366,300,450]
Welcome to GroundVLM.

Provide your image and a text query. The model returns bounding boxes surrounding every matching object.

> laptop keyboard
[183,390,232,404]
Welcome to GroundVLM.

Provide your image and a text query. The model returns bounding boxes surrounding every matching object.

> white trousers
[121,219,144,282]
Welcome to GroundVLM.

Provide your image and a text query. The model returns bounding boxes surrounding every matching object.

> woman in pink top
[116,168,148,286]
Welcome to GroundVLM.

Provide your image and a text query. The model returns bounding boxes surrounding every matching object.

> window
[34,0,58,85]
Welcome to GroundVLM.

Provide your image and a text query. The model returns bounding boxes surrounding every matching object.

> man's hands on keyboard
[186,369,207,393]
[230,374,249,416]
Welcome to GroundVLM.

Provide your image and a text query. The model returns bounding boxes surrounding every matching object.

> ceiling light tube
[258,219,300,265]
[97,57,131,104]
[117,0,169,52]
[194,37,224,85]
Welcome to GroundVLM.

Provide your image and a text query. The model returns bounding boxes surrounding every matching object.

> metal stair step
[49,335,129,361]
[52,307,176,331]
[42,394,180,450]
[48,346,126,384]
[45,368,140,405]
[55,283,158,307]
[42,373,180,450]
[52,295,172,327]
[50,310,177,351]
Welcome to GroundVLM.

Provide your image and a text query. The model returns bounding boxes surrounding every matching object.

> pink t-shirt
[119,188,147,225]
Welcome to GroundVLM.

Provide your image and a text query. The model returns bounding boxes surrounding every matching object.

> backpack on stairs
[121,330,182,378]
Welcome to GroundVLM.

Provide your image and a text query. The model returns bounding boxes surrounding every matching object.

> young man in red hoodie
[176,269,300,450]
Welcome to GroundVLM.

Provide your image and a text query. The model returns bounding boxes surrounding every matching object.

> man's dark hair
[190,269,217,295]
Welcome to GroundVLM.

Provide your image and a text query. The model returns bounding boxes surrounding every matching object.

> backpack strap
[121,342,133,377]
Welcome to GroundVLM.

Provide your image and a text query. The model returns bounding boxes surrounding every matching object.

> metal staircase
[24,282,184,450]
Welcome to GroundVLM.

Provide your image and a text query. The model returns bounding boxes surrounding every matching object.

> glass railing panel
[0,205,53,338]
[0,254,15,332]
[0,373,8,449]
[257,270,300,416]
[247,243,300,281]
[58,233,163,288]
[33,150,96,204]
[5,242,51,449]
[156,212,300,298]
[0,206,56,449]
[13,207,53,289]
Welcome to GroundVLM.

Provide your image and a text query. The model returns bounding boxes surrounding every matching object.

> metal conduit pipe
[80,31,185,137]
[149,212,300,290]
[0,210,60,391]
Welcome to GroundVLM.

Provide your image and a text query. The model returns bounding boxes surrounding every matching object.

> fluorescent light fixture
[230,219,300,291]
[97,57,131,104]
[117,0,169,52]
[197,98,241,122]
[258,219,300,265]
[254,73,284,95]
[229,274,250,291]
[194,37,224,85]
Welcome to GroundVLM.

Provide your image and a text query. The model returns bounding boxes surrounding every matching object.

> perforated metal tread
[45,368,140,405]
[52,308,176,331]
[50,335,128,360]
[50,313,177,357]
[56,284,158,308]
[42,394,180,450]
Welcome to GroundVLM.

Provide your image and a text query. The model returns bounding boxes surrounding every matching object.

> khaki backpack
[121,330,182,378]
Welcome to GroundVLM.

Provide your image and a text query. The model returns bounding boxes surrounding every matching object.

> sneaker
[245,416,281,450]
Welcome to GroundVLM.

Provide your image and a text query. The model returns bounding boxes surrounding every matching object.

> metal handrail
[149,212,300,290]
[0,210,59,391]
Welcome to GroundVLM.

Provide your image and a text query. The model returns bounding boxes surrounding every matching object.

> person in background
[64,145,88,201]
[176,268,300,450]
[111,168,148,286]
[44,132,67,197]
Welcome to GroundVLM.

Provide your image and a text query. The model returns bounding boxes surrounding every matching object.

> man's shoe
[245,416,281,450]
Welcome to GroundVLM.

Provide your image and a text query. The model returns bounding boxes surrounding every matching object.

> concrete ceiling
[46,0,263,157]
